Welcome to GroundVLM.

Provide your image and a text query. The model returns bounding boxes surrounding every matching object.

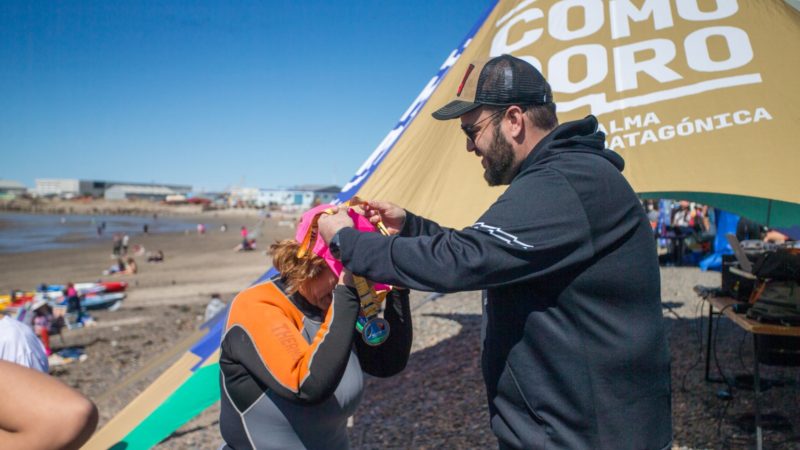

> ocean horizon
[0,212,197,254]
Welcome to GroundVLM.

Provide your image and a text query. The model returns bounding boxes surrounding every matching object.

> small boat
[82,292,126,311]
[55,292,126,311]
[40,281,128,295]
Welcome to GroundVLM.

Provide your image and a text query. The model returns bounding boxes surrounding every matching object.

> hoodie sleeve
[337,168,594,292]
[400,210,450,237]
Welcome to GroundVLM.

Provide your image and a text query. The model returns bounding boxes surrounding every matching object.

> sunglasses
[460,107,509,143]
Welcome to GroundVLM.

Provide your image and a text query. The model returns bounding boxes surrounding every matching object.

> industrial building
[34,178,191,200]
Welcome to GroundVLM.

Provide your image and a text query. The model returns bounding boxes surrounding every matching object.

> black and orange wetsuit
[219,274,411,449]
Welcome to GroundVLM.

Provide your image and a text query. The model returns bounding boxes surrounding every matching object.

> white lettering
[623,131,641,146]
[685,26,753,72]
[676,0,739,21]
[676,117,694,136]
[732,110,751,124]
[694,117,714,132]
[640,129,659,144]
[548,44,608,93]
[609,0,674,40]
[549,0,604,41]
[614,38,682,91]
[753,107,772,122]
[609,135,626,150]
[643,112,661,126]
[658,125,676,140]
[491,8,544,71]
[714,113,733,128]
[624,114,643,129]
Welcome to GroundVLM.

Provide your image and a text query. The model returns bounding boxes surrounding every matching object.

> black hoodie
[337,115,672,450]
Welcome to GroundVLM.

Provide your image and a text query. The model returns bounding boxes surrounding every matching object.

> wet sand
[0,211,295,446]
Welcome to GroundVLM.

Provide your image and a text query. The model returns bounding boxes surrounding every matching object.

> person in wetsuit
[218,205,412,450]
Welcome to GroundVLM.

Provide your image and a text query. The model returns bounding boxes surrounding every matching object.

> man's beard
[483,126,516,186]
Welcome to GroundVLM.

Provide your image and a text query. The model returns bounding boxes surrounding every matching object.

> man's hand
[362,200,406,235]
[318,207,354,243]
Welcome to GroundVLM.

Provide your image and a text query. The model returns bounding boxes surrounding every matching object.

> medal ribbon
[296,198,392,344]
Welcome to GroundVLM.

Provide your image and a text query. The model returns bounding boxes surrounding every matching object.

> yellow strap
[295,198,391,311]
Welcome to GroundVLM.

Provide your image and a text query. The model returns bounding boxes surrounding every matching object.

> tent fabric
[350,0,800,228]
[83,315,226,449]
[92,1,800,448]
[110,359,221,450]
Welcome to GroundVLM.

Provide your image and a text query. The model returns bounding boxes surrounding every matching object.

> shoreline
[0,197,304,219]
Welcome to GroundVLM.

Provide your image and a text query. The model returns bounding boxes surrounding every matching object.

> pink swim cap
[295,203,377,278]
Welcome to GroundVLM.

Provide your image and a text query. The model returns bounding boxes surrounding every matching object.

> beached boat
[40,281,128,295]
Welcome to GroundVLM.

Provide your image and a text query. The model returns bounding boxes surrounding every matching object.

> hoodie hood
[520,115,624,174]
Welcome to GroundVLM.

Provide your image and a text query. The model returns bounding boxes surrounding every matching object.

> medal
[355,314,390,346]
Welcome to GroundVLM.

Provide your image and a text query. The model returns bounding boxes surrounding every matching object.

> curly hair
[269,239,330,294]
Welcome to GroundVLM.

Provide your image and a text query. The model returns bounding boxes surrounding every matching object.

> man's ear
[505,105,526,140]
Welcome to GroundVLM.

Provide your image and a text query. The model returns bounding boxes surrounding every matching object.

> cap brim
[431,100,481,120]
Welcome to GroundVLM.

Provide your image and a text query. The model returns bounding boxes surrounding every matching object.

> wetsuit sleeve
[222,284,360,404]
[400,210,450,237]
[337,169,594,292]
[354,288,412,377]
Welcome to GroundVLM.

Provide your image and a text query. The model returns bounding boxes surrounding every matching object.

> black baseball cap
[432,54,553,120]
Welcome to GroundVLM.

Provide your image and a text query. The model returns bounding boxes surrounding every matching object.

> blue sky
[1,0,494,192]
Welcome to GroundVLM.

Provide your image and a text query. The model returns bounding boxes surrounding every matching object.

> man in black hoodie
[318,55,672,450]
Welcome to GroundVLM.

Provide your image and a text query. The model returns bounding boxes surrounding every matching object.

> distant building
[228,187,261,207]
[34,178,191,199]
[0,179,27,200]
[35,179,80,197]
[257,184,340,208]
[104,184,182,201]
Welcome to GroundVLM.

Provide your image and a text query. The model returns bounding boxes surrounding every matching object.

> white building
[228,187,261,207]
[0,180,27,200]
[256,185,340,208]
[35,179,80,197]
[104,185,179,201]
[34,178,191,199]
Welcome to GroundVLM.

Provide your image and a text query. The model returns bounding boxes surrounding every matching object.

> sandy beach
[1,212,798,449]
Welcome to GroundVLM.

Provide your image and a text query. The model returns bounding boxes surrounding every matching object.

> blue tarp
[699,209,739,271]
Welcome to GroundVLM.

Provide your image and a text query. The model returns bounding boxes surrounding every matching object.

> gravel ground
[148,267,799,449]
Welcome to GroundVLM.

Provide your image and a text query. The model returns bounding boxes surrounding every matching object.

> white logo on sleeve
[472,222,535,249]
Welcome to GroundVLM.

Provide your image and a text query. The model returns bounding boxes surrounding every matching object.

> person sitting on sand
[122,257,138,275]
[218,204,412,449]
[232,238,257,252]
[147,249,165,263]
[32,301,55,356]
[103,258,126,275]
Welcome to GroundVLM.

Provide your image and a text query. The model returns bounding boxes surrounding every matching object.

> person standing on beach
[64,282,85,326]
[318,55,671,450]
[122,234,130,255]
[112,233,122,257]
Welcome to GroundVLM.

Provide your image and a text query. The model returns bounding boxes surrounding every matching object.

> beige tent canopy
[347,0,800,228]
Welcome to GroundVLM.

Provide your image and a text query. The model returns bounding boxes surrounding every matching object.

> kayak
[56,292,126,311]
[40,282,128,295]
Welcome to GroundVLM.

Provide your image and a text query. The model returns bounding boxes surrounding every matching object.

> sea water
[0,212,196,254]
